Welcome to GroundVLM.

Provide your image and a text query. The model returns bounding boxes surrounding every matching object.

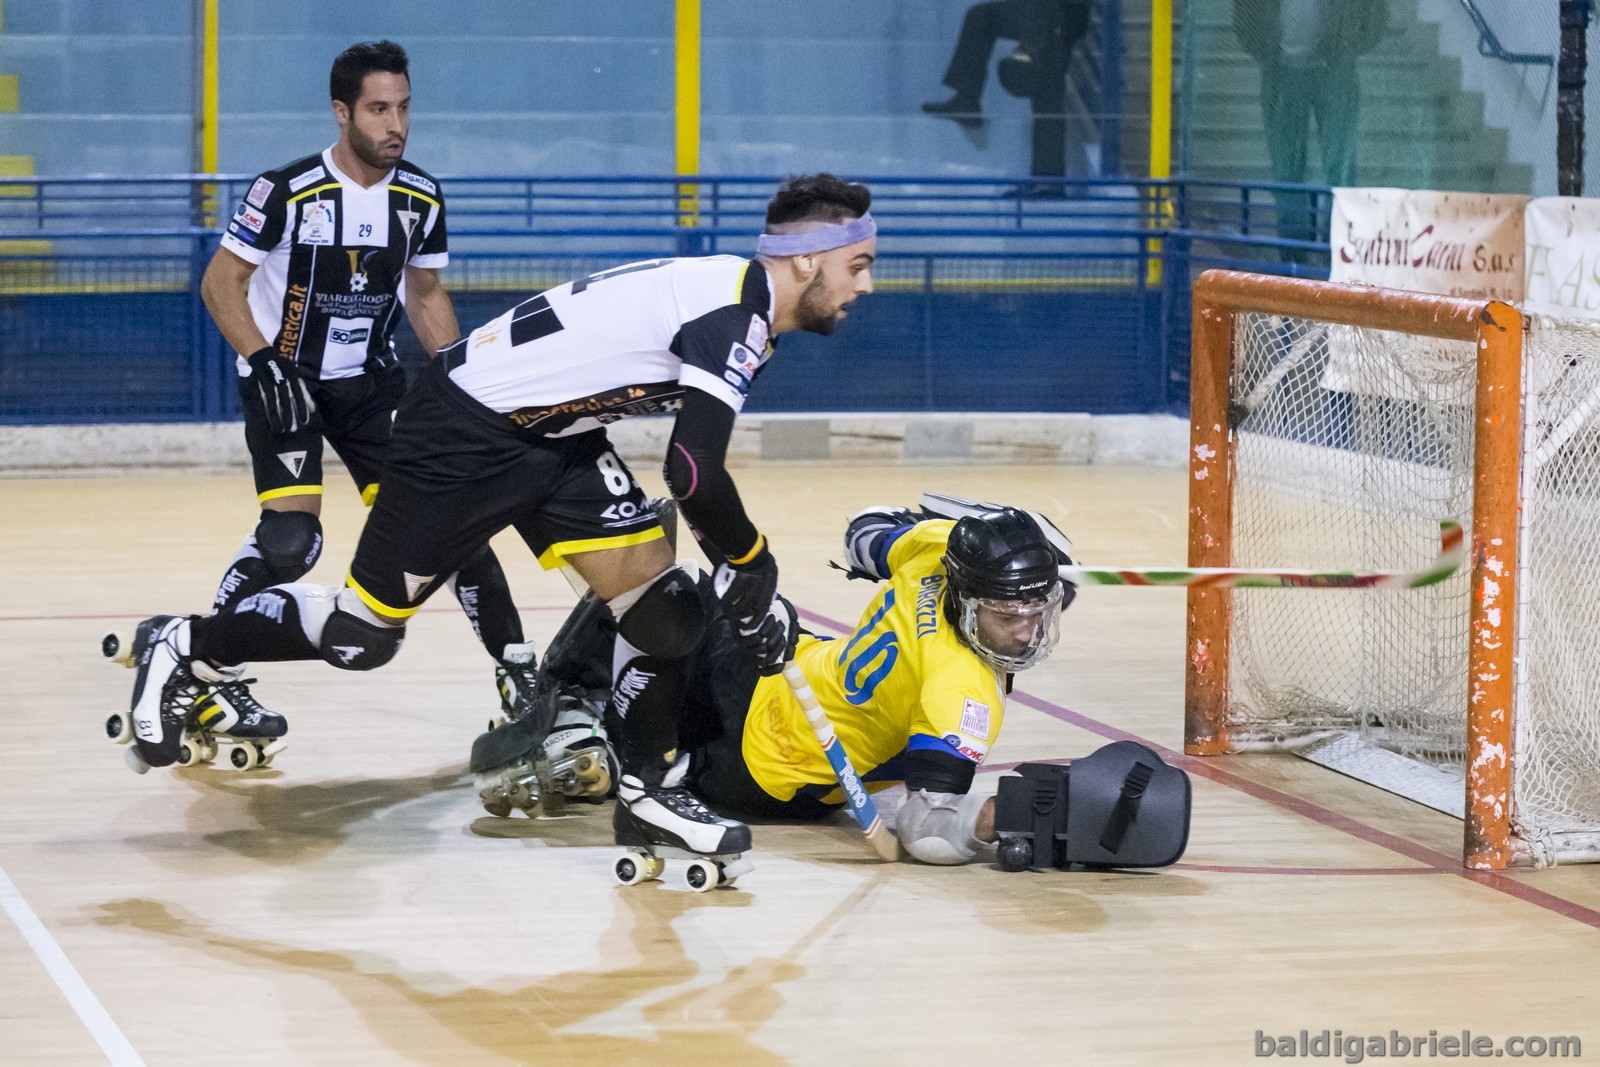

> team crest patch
[959,698,991,737]
[246,177,275,208]
[288,165,327,193]
[297,200,335,246]
[396,169,436,196]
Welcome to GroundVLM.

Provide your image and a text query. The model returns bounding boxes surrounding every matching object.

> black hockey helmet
[941,507,1068,672]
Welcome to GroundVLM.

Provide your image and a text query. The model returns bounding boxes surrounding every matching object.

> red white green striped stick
[1063,520,1465,589]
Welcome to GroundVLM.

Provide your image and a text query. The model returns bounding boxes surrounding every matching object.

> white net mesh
[1515,315,1600,849]
[1223,308,1600,862]
[1226,315,1475,763]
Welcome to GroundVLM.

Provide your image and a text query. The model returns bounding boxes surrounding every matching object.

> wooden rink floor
[3,463,1599,1066]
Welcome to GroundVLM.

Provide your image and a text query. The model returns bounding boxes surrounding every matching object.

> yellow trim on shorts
[725,532,766,566]
[345,575,421,621]
[258,485,323,505]
[361,483,380,507]
[536,526,667,571]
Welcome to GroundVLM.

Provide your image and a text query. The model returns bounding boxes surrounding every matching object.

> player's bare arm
[403,264,460,357]
[199,246,270,358]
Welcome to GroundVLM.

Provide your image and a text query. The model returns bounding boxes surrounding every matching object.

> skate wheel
[614,852,651,886]
[104,711,133,745]
[483,798,513,818]
[101,630,134,665]
[228,744,260,771]
[998,837,1033,872]
[175,739,204,767]
[684,859,719,893]
[124,747,151,775]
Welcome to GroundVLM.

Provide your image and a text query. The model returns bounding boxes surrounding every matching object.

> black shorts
[345,359,665,617]
[238,365,405,505]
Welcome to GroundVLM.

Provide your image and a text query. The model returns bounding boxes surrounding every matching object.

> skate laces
[495,662,540,720]
[214,678,269,717]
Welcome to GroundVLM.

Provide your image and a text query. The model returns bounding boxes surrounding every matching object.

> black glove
[245,346,318,434]
[713,541,782,659]
[742,594,799,676]
[713,541,778,624]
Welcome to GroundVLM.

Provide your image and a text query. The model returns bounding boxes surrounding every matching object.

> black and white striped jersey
[219,148,448,380]
[441,255,775,436]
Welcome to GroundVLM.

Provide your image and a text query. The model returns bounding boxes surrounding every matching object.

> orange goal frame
[1183,269,1525,870]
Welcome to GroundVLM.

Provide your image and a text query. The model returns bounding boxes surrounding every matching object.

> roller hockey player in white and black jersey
[142,40,537,767]
[109,172,877,883]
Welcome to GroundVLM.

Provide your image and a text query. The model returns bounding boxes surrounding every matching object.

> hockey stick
[920,491,1465,590]
[782,662,902,862]
[1061,519,1465,589]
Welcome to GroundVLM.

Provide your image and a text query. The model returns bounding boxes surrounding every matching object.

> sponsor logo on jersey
[722,342,761,390]
[396,208,420,241]
[326,316,372,353]
[288,165,327,192]
[233,205,267,233]
[744,313,770,353]
[276,450,307,478]
[297,200,335,245]
[246,177,274,208]
[395,169,436,196]
[944,732,990,762]
[328,325,370,345]
[959,698,991,737]
[278,283,308,358]
[225,220,259,246]
[403,572,435,602]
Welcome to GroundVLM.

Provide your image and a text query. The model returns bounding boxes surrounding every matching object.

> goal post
[1183,268,1552,870]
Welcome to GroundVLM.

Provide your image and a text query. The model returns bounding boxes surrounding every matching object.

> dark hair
[765,173,872,227]
[330,40,409,110]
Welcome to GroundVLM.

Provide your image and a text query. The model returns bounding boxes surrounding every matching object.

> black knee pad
[318,609,404,671]
[256,510,323,582]
[614,567,707,661]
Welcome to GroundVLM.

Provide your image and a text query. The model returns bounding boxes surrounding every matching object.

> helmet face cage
[955,583,1064,672]
[942,507,1068,672]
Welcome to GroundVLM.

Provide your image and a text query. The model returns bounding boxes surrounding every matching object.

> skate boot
[493,642,539,723]
[471,643,548,817]
[101,615,195,774]
[612,760,753,892]
[187,662,289,771]
[541,687,619,803]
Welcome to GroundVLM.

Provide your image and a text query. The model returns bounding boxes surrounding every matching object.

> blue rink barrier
[0,176,1330,424]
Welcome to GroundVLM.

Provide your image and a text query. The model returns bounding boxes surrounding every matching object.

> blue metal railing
[0,174,1316,423]
[1455,0,1556,66]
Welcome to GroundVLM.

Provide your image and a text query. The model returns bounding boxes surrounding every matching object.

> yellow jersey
[740,520,1007,805]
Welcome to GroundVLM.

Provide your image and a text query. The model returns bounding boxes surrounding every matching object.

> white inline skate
[612,763,753,892]
[102,620,287,772]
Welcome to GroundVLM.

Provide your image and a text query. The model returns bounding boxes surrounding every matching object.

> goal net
[1185,269,1600,869]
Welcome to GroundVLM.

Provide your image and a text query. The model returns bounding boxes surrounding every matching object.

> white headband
[755,213,877,256]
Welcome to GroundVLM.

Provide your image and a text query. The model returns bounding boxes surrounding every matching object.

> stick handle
[783,662,901,862]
